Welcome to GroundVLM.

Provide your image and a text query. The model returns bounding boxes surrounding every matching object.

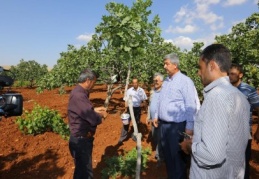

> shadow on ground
[0,149,66,179]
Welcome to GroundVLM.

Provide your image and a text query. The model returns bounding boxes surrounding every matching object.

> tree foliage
[36,0,259,99]
[36,45,95,93]
[36,0,180,92]
[89,0,182,106]
[180,42,204,96]
[10,59,48,88]
[92,0,169,84]
[216,13,259,87]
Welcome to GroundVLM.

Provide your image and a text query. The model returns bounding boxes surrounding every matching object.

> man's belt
[75,131,94,139]
[159,119,186,124]
[159,120,174,124]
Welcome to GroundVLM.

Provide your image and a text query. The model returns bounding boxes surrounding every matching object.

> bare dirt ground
[0,84,259,179]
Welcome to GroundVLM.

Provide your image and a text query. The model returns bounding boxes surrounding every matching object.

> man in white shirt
[118,78,147,145]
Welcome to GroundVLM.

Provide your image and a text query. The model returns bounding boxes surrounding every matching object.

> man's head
[198,44,231,87]
[132,78,139,90]
[229,64,243,87]
[78,68,98,90]
[153,72,163,90]
[163,53,180,77]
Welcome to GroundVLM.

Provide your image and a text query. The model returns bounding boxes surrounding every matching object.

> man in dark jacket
[68,68,107,179]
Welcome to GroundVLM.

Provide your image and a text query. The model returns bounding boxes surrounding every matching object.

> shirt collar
[78,84,90,97]
[203,76,229,94]
[154,87,162,92]
[237,82,243,89]
[167,71,181,81]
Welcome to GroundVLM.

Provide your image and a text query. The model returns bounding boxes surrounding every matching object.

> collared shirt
[124,87,147,107]
[149,88,161,120]
[237,82,259,126]
[190,77,250,179]
[155,71,197,130]
[68,85,102,137]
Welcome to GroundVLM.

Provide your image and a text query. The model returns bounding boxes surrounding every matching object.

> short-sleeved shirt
[124,87,147,107]
[68,85,102,137]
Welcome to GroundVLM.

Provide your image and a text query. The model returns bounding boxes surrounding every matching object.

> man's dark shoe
[117,141,123,146]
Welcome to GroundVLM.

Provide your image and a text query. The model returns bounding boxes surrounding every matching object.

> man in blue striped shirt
[229,63,259,179]
[153,53,198,179]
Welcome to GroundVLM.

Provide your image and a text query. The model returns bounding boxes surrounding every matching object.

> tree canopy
[216,13,259,87]
[10,59,48,88]
[33,0,258,97]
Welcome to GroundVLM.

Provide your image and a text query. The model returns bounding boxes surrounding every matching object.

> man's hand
[153,118,158,127]
[146,117,151,124]
[94,107,107,119]
[179,138,192,155]
[185,129,193,136]
[94,106,106,113]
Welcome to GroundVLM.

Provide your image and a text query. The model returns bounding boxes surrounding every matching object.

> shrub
[16,104,70,139]
[101,147,151,179]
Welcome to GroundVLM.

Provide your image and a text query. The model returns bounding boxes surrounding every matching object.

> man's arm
[191,96,230,167]
[152,118,159,127]
[183,79,197,135]
[73,96,103,126]
[247,88,259,143]
[146,105,151,124]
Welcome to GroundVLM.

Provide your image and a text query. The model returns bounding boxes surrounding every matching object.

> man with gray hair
[146,72,164,165]
[153,53,198,179]
[68,68,107,179]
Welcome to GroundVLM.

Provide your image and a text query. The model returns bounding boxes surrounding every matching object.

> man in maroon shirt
[68,68,107,179]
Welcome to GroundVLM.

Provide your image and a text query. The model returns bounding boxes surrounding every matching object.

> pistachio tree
[89,0,174,107]
[180,42,204,97]
[10,59,48,88]
[36,45,95,93]
[215,13,259,87]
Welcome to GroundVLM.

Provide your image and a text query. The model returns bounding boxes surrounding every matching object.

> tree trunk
[104,84,122,109]
[127,96,141,179]
[124,63,131,100]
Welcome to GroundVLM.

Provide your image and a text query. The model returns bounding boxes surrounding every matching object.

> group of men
[67,44,259,179]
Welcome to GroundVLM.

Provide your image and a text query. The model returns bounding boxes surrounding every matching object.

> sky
[0,0,258,68]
